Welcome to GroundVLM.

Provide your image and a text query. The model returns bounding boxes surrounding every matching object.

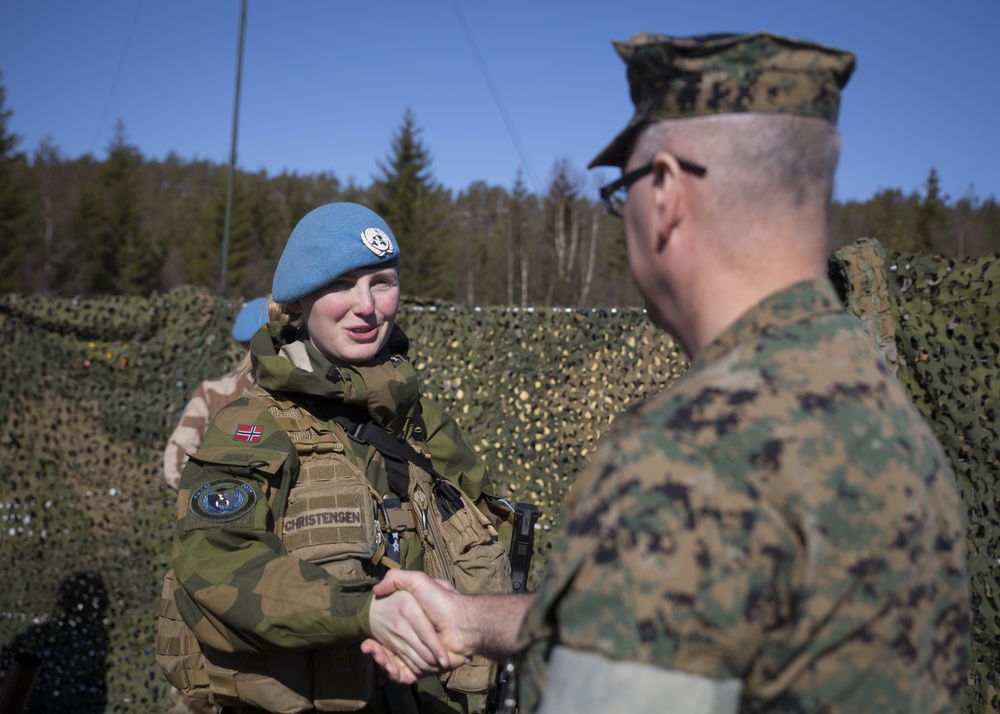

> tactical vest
[157,387,512,713]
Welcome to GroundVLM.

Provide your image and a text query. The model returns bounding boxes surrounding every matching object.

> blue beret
[231,296,269,342]
[271,202,400,303]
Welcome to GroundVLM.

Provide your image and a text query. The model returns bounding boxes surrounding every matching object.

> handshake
[362,569,533,684]
[363,501,539,690]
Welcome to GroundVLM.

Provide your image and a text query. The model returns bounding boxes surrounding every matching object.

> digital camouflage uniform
[517,279,969,713]
[171,321,508,713]
[163,371,256,490]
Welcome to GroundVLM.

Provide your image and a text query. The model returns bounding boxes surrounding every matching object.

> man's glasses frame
[599,156,707,218]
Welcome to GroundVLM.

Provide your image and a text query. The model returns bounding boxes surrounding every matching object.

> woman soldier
[162,202,512,714]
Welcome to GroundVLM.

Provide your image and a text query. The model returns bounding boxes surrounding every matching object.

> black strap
[343,417,463,519]
[299,392,462,516]
[341,418,437,476]
[337,417,423,499]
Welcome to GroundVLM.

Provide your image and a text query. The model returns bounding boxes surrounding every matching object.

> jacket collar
[250,322,420,434]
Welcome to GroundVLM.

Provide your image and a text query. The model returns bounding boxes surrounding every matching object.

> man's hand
[373,570,476,654]
[363,570,535,683]
[362,570,472,684]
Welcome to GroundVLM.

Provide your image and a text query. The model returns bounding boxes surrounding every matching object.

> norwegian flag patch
[234,424,263,443]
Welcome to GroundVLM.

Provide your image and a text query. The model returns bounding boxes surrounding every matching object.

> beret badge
[361,227,394,258]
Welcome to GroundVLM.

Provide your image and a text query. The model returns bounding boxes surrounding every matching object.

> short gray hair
[634,113,842,214]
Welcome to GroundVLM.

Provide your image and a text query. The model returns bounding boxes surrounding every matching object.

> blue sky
[1,0,998,204]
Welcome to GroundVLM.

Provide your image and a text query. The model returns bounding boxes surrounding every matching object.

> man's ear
[652,152,685,248]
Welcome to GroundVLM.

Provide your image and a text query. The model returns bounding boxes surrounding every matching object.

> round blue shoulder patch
[191,479,257,522]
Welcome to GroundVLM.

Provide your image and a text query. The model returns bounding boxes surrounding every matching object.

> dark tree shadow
[0,571,110,713]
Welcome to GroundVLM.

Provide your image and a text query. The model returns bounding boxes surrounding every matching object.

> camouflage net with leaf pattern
[0,238,996,713]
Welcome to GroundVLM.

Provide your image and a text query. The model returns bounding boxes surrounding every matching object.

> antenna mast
[220,0,247,297]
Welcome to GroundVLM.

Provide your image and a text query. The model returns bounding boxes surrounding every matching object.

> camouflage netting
[0,238,997,713]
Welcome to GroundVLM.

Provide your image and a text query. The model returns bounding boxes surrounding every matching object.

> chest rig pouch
[340,417,513,696]
[276,406,386,582]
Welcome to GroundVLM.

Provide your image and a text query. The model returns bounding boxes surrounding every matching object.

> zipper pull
[414,490,430,533]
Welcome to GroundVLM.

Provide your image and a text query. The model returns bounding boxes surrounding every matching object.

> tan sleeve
[161,372,255,490]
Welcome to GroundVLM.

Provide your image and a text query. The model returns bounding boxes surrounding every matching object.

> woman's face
[292,266,400,364]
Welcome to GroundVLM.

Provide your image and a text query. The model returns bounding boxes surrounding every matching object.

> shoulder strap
[330,411,428,499]
[329,408,463,517]
[340,416,436,476]
[295,393,462,514]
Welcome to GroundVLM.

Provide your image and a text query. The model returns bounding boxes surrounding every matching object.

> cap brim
[588,120,643,169]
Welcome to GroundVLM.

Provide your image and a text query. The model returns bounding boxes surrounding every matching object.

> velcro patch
[190,479,257,522]
[283,508,363,534]
[281,488,377,559]
[234,424,262,443]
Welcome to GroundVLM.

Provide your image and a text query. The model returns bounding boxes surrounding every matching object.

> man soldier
[362,31,970,714]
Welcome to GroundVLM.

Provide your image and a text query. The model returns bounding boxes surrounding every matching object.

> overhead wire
[449,0,542,195]
[91,0,145,154]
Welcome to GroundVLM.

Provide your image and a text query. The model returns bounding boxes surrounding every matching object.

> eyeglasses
[598,155,708,218]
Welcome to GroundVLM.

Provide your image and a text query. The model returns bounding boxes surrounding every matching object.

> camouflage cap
[589,31,856,168]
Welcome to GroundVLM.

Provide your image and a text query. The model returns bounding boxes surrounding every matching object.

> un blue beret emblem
[360,227,394,257]
[191,479,256,522]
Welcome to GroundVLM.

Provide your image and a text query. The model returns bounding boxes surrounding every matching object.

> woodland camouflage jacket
[517,278,970,714]
[170,322,500,691]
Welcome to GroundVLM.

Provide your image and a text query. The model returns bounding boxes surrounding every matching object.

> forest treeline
[2,77,998,304]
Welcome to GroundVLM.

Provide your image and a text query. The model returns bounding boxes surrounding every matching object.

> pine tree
[507,171,531,305]
[81,121,155,295]
[981,197,1000,255]
[865,188,919,254]
[916,167,949,254]
[240,170,286,298]
[189,168,253,294]
[372,109,455,301]
[0,72,37,293]
[590,201,637,306]
[146,153,210,290]
[543,160,582,305]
